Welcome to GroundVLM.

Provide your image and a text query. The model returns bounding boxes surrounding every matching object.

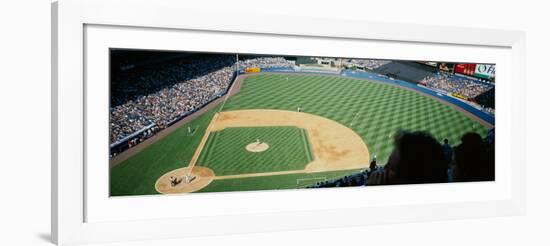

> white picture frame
[52,0,526,245]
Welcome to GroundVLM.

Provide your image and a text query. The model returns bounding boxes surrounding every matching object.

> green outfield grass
[196,126,313,176]
[110,73,490,196]
[196,169,364,193]
[223,74,489,165]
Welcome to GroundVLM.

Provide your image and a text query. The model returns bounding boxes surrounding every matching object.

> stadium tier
[373,61,436,83]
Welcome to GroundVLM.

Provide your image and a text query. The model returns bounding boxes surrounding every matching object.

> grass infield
[110,73,490,195]
[196,126,313,176]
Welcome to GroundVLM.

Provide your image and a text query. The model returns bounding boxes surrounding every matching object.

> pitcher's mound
[246,142,269,152]
[155,166,215,194]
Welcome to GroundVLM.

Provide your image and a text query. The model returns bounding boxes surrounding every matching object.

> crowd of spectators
[111,55,236,107]
[420,72,493,99]
[349,59,391,70]
[110,55,236,144]
[308,130,495,188]
[110,55,295,151]
[479,106,495,115]
[238,57,295,70]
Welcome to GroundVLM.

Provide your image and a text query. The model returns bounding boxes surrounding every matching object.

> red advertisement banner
[454,63,476,76]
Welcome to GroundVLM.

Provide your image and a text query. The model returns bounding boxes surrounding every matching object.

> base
[155,166,215,194]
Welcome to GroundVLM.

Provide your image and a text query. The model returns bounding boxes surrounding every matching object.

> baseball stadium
[109,50,495,196]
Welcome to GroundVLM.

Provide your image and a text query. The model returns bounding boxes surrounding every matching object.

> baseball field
[110,73,491,196]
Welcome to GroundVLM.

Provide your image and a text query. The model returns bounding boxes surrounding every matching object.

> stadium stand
[373,61,436,83]
[238,56,294,69]
[347,59,390,70]
[110,53,295,157]
[110,55,235,144]
[420,72,493,99]
[111,50,195,72]
[474,87,495,110]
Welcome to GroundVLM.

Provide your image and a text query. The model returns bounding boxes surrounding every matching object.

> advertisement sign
[455,63,495,80]
[474,64,495,79]
[244,67,261,73]
[451,93,468,100]
[454,63,476,76]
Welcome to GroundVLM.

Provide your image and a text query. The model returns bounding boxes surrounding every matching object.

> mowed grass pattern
[196,126,313,176]
[196,169,363,193]
[223,74,489,165]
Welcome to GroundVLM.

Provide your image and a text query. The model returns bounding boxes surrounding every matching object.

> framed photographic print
[52,0,526,245]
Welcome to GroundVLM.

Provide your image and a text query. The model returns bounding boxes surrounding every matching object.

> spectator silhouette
[368,131,447,185]
[442,138,454,182]
[366,158,378,176]
[442,138,453,164]
[453,132,494,182]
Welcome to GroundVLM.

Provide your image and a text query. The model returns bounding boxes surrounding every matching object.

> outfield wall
[254,67,495,125]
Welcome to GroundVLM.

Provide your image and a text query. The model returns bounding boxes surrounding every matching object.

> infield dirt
[212,110,370,172]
